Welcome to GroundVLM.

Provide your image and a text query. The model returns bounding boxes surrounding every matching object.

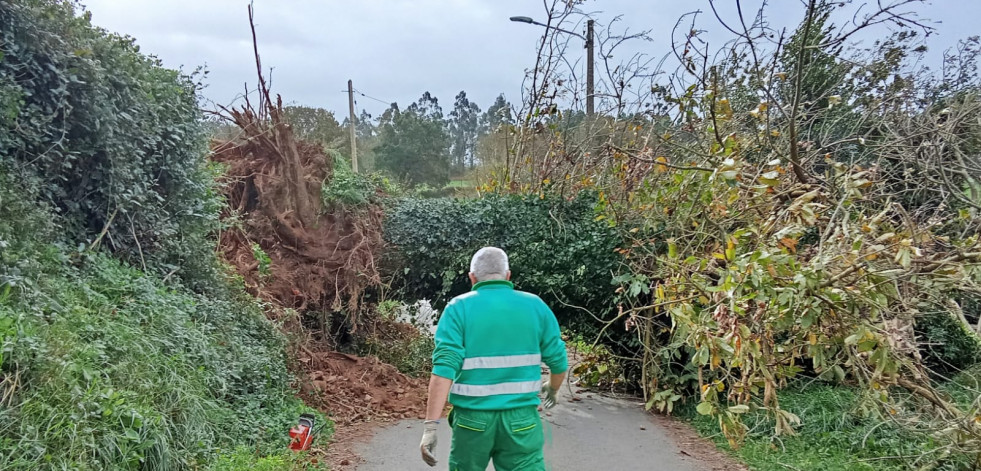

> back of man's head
[469,247,510,282]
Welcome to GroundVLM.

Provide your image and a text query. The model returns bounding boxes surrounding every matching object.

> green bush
[0,2,325,463]
[358,331,435,378]
[915,309,981,375]
[384,192,625,334]
[0,125,322,471]
[321,151,399,207]
[941,363,981,419]
[0,166,52,294]
[0,0,221,289]
[1,168,319,471]
[0,246,320,470]
[411,184,456,199]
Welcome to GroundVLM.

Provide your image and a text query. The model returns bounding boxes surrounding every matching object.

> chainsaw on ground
[288,413,321,451]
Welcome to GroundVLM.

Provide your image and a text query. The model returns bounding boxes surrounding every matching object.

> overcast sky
[80,0,979,120]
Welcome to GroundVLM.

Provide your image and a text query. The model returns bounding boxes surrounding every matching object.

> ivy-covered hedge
[1,0,220,289]
[0,3,322,469]
[0,167,320,470]
[915,309,981,375]
[384,193,626,333]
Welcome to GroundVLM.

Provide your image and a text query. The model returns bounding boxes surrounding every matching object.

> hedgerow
[0,2,319,469]
[1,0,221,290]
[384,192,625,336]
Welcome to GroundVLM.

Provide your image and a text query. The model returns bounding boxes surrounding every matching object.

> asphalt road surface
[356,383,730,471]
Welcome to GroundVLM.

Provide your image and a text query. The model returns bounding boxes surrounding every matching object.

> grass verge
[680,380,978,471]
[0,173,329,470]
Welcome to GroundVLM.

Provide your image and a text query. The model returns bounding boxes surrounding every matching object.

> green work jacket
[432,280,568,410]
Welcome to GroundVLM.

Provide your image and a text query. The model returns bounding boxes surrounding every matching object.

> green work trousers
[448,405,545,471]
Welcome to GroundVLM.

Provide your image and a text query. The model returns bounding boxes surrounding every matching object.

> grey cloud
[82,0,981,118]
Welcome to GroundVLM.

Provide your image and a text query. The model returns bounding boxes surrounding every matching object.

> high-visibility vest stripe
[461,354,542,370]
[450,380,541,397]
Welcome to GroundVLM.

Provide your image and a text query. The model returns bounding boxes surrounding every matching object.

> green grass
[0,172,328,470]
[446,179,475,188]
[681,382,975,471]
[0,253,327,470]
[206,447,328,471]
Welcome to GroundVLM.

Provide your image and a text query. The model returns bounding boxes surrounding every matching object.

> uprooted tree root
[209,6,382,325]
[212,125,382,321]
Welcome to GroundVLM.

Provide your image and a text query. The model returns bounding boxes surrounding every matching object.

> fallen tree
[483,0,981,467]
[211,6,383,330]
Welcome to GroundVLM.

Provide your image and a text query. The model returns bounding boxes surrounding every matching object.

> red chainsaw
[288,413,321,451]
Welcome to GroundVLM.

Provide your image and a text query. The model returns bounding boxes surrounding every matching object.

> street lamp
[510,16,595,115]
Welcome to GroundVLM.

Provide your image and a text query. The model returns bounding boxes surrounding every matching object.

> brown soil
[294,347,428,469]
[297,350,428,423]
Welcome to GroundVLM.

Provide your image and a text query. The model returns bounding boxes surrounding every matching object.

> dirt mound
[296,349,428,470]
[297,350,427,424]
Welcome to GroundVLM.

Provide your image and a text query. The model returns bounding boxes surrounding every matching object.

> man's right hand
[541,382,559,409]
[419,420,439,466]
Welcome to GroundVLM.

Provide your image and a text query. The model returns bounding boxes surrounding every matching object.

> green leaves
[320,153,391,207]
[385,192,624,332]
[647,389,684,413]
[1,0,219,288]
[0,252,312,470]
[375,94,452,187]
[251,243,272,278]
[282,105,344,146]
[727,404,750,414]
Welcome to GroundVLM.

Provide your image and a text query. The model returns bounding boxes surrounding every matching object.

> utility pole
[510,15,595,115]
[586,19,594,116]
[347,79,358,173]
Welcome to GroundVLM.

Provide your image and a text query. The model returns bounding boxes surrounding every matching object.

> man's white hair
[469,247,509,281]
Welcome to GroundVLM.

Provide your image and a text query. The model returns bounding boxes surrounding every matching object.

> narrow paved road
[356,381,736,470]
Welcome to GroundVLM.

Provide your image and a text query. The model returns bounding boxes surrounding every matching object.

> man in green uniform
[419,247,568,470]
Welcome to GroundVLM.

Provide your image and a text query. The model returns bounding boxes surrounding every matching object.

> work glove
[541,382,559,409]
[419,420,439,467]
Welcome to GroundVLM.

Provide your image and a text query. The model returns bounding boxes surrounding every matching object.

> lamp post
[510,16,595,115]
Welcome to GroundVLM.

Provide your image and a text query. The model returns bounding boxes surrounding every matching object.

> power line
[352,88,392,106]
